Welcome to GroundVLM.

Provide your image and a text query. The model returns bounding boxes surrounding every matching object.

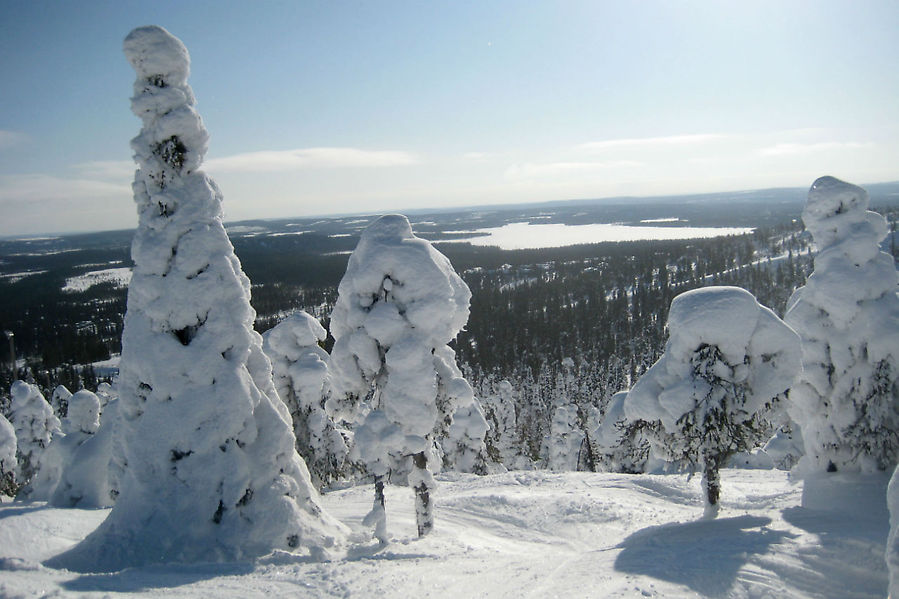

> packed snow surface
[0,470,889,598]
[441,222,753,250]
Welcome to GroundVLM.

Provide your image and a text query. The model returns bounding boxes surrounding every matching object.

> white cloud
[72,160,136,181]
[205,147,420,173]
[0,130,28,149]
[505,160,643,179]
[0,174,130,204]
[578,134,727,152]
[758,141,873,157]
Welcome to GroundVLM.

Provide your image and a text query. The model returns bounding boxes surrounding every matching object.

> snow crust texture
[785,176,899,474]
[47,25,344,572]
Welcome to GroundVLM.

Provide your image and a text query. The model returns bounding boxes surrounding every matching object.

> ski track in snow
[0,470,889,598]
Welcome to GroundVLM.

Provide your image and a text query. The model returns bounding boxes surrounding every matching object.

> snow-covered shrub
[50,385,72,419]
[785,176,899,474]
[48,26,344,572]
[94,382,115,410]
[10,380,60,491]
[625,286,800,517]
[0,413,16,496]
[329,214,479,540]
[263,310,352,489]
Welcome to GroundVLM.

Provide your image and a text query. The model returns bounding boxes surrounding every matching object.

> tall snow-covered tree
[329,214,475,541]
[48,26,344,572]
[10,380,60,492]
[785,176,899,474]
[0,413,17,496]
[480,379,519,468]
[263,310,352,489]
[625,286,800,517]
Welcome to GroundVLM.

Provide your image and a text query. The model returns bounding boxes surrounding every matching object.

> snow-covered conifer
[48,26,343,571]
[625,286,800,517]
[889,464,899,598]
[480,379,520,468]
[263,310,351,489]
[0,413,16,496]
[785,176,899,474]
[94,382,116,410]
[50,385,72,419]
[10,380,60,491]
[329,214,473,540]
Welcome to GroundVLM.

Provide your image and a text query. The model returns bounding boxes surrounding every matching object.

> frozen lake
[441,221,754,250]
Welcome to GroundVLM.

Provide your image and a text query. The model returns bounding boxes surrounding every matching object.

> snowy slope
[0,470,889,598]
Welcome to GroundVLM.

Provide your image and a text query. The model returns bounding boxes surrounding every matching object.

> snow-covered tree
[329,214,474,541]
[0,413,16,496]
[442,398,490,474]
[785,176,899,474]
[889,464,899,599]
[625,286,800,517]
[50,385,72,419]
[263,310,352,489]
[48,26,344,572]
[29,390,105,506]
[480,379,518,468]
[10,380,60,491]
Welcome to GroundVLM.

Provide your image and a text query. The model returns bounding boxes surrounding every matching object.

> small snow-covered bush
[625,286,800,517]
[786,176,899,474]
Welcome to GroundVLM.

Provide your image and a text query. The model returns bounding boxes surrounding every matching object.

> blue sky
[1,1,898,236]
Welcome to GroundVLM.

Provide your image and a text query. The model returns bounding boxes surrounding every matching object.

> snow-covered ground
[0,470,888,598]
[441,222,754,250]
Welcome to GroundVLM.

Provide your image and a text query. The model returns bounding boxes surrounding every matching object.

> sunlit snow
[440,222,753,250]
[61,267,132,293]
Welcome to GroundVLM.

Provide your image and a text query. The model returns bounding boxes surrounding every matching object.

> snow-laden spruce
[10,380,60,494]
[47,26,344,572]
[263,310,352,490]
[50,385,72,419]
[328,214,483,540]
[785,176,899,475]
[28,390,111,507]
[624,286,800,517]
[0,412,17,496]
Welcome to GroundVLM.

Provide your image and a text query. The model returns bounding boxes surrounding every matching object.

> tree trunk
[363,474,388,544]
[702,451,722,519]
[412,452,433,537]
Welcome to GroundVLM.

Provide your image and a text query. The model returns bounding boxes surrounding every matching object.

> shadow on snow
[614,515,792,596]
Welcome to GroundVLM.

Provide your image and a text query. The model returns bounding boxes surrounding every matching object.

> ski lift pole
[3,331,15,381]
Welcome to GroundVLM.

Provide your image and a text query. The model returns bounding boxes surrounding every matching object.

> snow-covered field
[0,470,888,598]
[443,222,754,250]
[62,267,132,293]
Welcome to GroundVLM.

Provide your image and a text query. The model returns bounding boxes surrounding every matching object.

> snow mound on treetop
[626,286,800,431]
[123,25,190,87]
[330,214,471,355]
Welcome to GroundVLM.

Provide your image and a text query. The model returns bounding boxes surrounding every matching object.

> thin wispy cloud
[73,160,136,181]
[205,147,420,173]
[505,160,643,179]
[758,141,873,157]
[0,174,130,204]
[578,134,727,152]
[0,130,28,149]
